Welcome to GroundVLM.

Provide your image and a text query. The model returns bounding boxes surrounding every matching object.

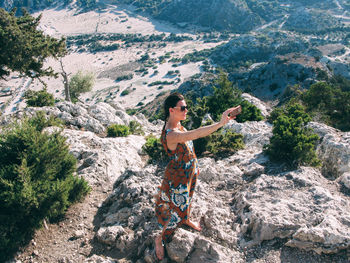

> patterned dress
[155,126,199,241]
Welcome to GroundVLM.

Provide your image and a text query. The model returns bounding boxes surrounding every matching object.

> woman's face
[172,100,188,120]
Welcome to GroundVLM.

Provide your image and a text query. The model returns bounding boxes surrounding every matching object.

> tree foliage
[183,73,264,129]
[0,8,66,79]
[264,103,320,168]
[301,77,350,131]
[194,129,244,158]
[69,71,94,102]
[0,112,90,261]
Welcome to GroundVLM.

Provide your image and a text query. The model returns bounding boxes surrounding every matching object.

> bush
[27,111,63,132]
[128,120,144,135]
[206,73,264,122]
[142,135,167,163]
[300,78,350,131]
[0,113,90,261]
[107,124,130,137]
[194,130,244,157]
[264,103,320,168]
[120,89,130,96]
[25,89,55,107]
[182,73,263,128]
[69,71,95,103]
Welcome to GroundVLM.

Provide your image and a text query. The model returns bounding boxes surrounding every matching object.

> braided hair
[162,92,184,131]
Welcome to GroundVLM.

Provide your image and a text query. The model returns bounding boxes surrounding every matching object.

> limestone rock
[62,129,145,186]
[234,167,350,253]
[226,120,272,148]
[84,255,116,263]
[339,172,350,190]
[241,93,271,117]
[166,229,196,263]
[308,122,350,179]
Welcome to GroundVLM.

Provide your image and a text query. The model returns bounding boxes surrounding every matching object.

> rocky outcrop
[232,54,323,100]
[234,167,350,254]
[62,129,145,187]
[0,101,161,135]
[282,8,342,33]
[211,32,308,67]
[3,101,350,262]
[307,122,350,182]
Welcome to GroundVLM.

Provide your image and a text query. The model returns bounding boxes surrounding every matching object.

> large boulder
[62,129,145,187]
[234,167,350,254]
[308,122,350,181]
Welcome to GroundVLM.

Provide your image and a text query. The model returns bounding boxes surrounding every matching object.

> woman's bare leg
[155,234,164,260]
[155,220,170,260]
[184,204,202,231]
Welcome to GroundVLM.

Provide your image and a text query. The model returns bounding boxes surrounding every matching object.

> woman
[154,92,241,260]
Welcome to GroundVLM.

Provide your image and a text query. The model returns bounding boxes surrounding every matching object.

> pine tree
[0,8,66,79]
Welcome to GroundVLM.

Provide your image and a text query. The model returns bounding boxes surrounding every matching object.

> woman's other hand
[219,105,241,127]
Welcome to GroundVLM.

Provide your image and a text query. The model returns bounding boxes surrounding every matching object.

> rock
[339,172,350,190]
[84,255,116,263]
[88,103,124,126]
[234,167,350,253]
[226,120,273,148]
[74,230,85,239]
[241,93,271,117]
[166,229,196,263]
[62,129,145,186]
[308,122,350,179]
[96,225,126,245]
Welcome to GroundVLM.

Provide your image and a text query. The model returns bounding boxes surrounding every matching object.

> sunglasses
[173,106,188,111]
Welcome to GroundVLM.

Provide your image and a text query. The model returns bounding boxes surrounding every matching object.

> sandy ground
[0,1,226,114]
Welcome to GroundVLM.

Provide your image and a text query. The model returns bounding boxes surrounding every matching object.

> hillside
[0,2,350,262]
[1,100,349,262]
[110,0,346,32]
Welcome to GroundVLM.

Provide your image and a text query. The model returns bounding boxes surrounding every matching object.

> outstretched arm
[166,106,241,145]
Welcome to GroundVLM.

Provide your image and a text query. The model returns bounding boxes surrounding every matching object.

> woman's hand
[219,105,241,127]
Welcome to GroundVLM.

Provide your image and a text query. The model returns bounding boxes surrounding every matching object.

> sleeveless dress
[155,126,199,241]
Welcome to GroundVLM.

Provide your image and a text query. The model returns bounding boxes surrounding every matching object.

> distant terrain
[1,0,349,111]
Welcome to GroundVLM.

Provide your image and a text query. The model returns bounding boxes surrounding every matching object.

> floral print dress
[155,126,199,241]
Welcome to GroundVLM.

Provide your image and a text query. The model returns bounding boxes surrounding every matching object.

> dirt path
[14,187,121,263]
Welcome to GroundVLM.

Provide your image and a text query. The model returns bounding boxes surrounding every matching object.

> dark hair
[162,92,184,130]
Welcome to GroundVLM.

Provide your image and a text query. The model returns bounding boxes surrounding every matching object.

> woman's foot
[184,219,202,231]
[155,235,164,260]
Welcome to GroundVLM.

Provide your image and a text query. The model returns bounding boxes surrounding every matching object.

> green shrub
[182,74,263,128]
[300,78,350,131]
[27,111,63,132]
[128,120,144,135]
[206,73,264,122]
[194,130,244,157]
[142,135,167,163]
[0,113,90,261]
[25,89,55,107]
[120,89,130,96]
[264,103,320,168]
[107,124,130,137]
[69,71,95,103]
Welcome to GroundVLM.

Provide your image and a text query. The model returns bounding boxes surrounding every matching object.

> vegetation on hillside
[300,76,350,131]
[69,71,95,103]
[66,33,193,53]
[265,102,320,168]
[0,0,96,11]
[24,89,55,107]
[0,112,90,261]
